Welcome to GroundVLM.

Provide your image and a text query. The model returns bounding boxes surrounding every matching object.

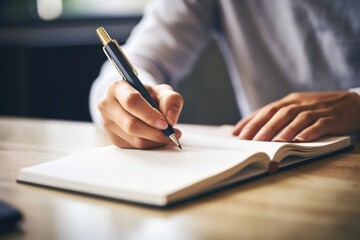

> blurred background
[0,0,240,125]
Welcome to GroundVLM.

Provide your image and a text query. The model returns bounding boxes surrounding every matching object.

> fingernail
[294,135,306,142]
[155,119,168,129]
[167,107,179,125]
[274,132,291,142]
[273,137,287,142]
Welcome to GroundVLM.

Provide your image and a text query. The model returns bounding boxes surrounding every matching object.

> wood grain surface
[1,117,359,240]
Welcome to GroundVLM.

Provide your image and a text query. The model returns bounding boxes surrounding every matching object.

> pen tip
[169,133,182,150]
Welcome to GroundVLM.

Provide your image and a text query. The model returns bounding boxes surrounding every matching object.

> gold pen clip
[96,26,138,78]
[113,39,139,76]
[103,48,126,80]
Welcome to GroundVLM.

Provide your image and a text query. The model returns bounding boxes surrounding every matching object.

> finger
[105,100,183,145]
[115,81,169,130]
[109,121,183,149]
[273,110,324,142]
[232,110,258,136]
[238,101,288,140]
[104,99,171,143]
[252,104,309,141]
[153,84,184,126]
[98,92,170,143]
[105,120,168,149]
[99,94,182,147]
[294,117,335,142]
[104,128,133,149]
[173,128,183,140]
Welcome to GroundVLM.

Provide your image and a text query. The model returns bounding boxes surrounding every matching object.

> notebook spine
[268,162,279,175]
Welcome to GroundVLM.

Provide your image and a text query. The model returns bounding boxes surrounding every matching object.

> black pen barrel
[104,43,175,137]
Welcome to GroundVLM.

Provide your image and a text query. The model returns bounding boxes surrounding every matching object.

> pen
[96,27,182,149]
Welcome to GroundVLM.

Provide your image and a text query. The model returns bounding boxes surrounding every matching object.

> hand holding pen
[96,27,183,149]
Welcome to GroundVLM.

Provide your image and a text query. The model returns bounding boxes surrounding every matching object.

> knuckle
[312,118,332,135]
[316,118,327,126]
[313,117,335,134]
[281,105,298,116]
[265,105,279,115]
[123,117,139,134]
[317,117,333,127]
[97,99,108,112]
[298,111,314,122]
[123,92,142,109]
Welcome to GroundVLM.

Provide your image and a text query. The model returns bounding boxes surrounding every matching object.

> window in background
[0,0,150,122]
[0,0,150,24]
[37,0,63,20]
[62,0,150,18]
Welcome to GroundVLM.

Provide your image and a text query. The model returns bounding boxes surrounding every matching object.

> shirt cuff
[349,87,360,96]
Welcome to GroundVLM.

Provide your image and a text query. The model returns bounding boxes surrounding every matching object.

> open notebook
[17,125,351,206]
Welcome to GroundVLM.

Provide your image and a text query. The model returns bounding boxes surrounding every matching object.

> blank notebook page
[19,145,268,202]
[181,133,284,159]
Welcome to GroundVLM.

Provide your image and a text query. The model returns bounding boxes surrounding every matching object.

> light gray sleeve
[90,0,216,126]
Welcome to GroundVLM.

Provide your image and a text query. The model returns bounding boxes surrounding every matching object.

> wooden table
[1,117,359,240]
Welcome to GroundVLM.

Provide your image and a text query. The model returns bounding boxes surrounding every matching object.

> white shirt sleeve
[89,0,216,125]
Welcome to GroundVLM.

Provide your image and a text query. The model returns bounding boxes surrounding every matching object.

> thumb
[153,84,183,126]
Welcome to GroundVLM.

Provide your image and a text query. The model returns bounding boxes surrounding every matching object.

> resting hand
[233,91,360,142]
[98,80,183,149]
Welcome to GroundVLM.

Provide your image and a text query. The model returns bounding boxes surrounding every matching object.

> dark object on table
[0,201,22,234]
